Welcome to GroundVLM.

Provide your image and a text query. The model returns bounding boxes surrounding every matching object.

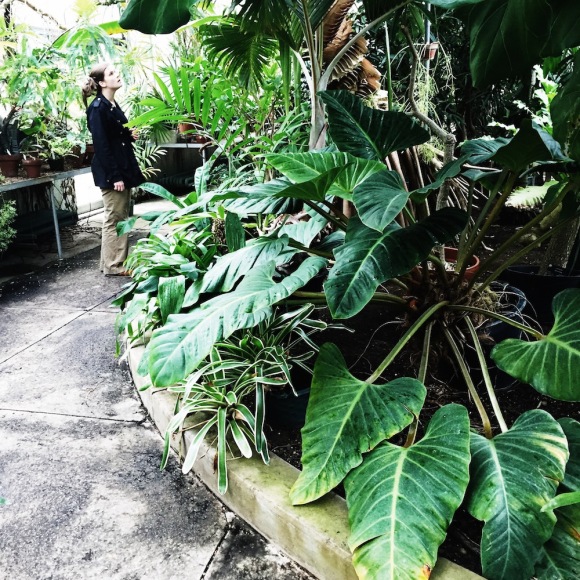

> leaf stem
[303,199,347,230]
[366,301,448,384]
[443,327,493,439]
[465,318,509,433]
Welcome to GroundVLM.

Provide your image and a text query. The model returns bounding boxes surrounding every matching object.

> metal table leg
[49,185,63,259]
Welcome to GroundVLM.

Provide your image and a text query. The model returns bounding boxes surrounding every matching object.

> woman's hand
[113,181,125,192]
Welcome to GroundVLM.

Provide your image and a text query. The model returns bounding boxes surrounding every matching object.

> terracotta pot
[444,247,480,281]
[423,41,439,60]
[0,153,22,177]
[22,157,43,179]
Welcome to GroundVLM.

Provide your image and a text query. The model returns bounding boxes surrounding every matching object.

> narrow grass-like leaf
[182,417,217,474]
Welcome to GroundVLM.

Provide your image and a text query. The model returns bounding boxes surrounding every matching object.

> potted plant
[0,108,22,177]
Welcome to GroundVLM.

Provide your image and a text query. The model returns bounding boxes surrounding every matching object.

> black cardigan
[86,95,145,190]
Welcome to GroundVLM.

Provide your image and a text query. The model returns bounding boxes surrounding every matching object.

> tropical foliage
[111,1,580,578]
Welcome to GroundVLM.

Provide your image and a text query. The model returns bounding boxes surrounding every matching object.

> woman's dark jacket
[86,94,145,189]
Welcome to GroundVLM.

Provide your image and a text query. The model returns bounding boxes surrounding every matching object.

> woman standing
[82,62,144,276]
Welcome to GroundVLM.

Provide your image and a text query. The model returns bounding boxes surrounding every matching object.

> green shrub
[0,197,16,255]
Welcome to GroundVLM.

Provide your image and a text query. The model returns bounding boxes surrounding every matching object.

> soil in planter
[265,302,580,575]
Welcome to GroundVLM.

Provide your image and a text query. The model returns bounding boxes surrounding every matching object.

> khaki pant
[100,188,130,275]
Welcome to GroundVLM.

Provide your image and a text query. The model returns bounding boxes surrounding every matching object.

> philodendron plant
[134,88,579,578]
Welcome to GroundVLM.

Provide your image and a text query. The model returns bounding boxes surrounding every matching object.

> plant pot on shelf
[22,157,43,179]
[47,157,65,172]
[0,153,22,177]
[500,265,580,326]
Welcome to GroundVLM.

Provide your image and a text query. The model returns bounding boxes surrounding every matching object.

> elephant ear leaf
[535,418,580,579]
[491,289,580,402]
[345,404,471,580]
[467,410,569,580]
[319,90,430,160]
[325,207,468,318]
[119,0,194,34]
[290,343,426,505]
[148,257,327,386]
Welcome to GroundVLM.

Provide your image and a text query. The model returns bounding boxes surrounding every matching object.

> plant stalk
[465,318,509,433]
[404,321,433,448]
[443,327,493,439]
[366,301,448,384]
[303,199,347,230]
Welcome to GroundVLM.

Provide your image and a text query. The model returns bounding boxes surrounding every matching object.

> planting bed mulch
[264,216,580,576]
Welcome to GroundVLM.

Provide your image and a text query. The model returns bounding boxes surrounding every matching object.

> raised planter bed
[127,343,482,580]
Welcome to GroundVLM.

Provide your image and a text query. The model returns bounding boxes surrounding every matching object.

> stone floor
[0,222,312,579]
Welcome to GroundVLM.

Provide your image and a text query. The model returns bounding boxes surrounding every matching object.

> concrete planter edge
[127,343,483,580]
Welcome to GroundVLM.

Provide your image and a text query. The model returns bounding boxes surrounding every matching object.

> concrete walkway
[0,229,311,578]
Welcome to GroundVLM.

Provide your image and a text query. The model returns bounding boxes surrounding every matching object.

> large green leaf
[535,418,580,579]
[491,289,580,401]
[560,418,580,492]
[267,151,385,201]
[467,410,569,580]
[345,404,471,580]
[552,53,580,162]
[491,120,570,171]
[148,257,326,386]
[224,178,303,215]
[119,0,197,34]
[271,167,347,202]
[200,235,291,293]
[535,503,580,580]
[278,214,328,247]
[325,208,468,318]
[290,343,426,505]
[353,170,409,232]
[466,0,580,87]
[319,91,430,161]
[158,275,186,324]
[411,154,470,202]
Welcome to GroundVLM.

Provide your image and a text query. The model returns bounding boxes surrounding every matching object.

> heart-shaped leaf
[466,0,580,87]
[224,178,303,215]
[353,169,409,232]
[325,208,468,318]
[491,289,580,401]
[345,404,471,580]
[201,235,291,293]
[290,343,426,505]
[267,151,385,201]
[148,257,327,386]
[467,410,569,580]
[319,90,430,160]
[119,0,195,34]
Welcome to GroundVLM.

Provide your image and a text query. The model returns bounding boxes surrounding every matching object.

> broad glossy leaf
[491,120,570,171]
[139,182,185,208]
[224,178,303,215]
[158,275,186,324]
[552,53,580,162]
[491,289,580,401]
[119,0,196,34]
[535,503,580,580]
[560,418,580,492]
[290,343,426,504]
[345,404,471,580]
[325,208,468,318]
[466,0,580,87]
[319,91,430,160]
[148,257,326,386]
[467,410,569,580]
[201,235,290,293]
[461,137,510,164]
[267,151,385,201]
[278,214,328,247]
[353,170,408,232]
[272,167,347,202]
